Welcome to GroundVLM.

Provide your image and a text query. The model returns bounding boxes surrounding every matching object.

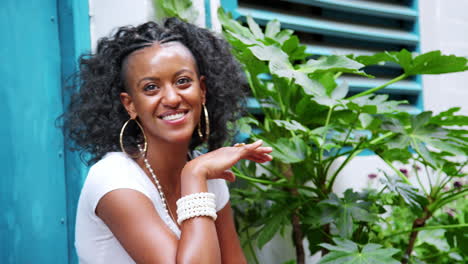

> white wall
[88,0,205,51]
[88,0,155,51]
[419,0,468,115]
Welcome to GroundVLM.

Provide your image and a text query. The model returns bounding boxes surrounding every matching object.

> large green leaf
[257,212,284,249]
[318,238,400,264]
[261,136,307,163]
[265,19,281,39]
[313,81,349,107]
[380,172,427,211]
[319,190,377,238]
[268,56,326,96]
[237,117,259,135]
[355,49,468,76]
[281,35,308,60]
[226,29,326,98]
[376,148,413,164]
[246,16,264,39]
[298,55,371,77]
[227,30,259,47]
[154,0,198,23]
[346,94,405,114]
[250,44,289,61]
[430,107,468,126]
[381,112,467,168]
[445,216,468,255]
[275,29,294,45]
[218,8,255,40]
[273,119,308,132]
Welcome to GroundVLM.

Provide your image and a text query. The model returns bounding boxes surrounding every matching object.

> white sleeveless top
[75,152,229,264]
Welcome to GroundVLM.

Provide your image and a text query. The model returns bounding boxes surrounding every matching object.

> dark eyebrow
[137,77,159,87]
[175,69,196,76]
[136,69,195,86]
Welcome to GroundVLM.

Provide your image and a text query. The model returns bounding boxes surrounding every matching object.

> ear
[120,92,138,119]
[199,75,207,104]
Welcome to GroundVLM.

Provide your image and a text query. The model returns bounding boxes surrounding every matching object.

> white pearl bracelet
[176,192,217,225]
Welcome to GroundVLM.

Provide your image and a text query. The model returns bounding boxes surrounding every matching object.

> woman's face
[120,41,206,146]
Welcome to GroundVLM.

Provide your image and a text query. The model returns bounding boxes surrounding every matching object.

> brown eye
[143,84,158,92]
[176,77,192,87]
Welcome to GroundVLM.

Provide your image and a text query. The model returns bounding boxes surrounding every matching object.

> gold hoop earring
[119,118,147,158]
[197,103,210,142]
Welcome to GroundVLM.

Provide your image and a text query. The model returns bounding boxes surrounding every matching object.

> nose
[161,85,181,108]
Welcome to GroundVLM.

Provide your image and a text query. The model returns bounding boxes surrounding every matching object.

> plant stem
[321,224,331,256]
[319,106,334,163]
[327,143,363,192]
[347,73,407,100]
[380,157,411,184]
[323,112,362,187]
[245,228,260,264]
[386,223,468,238]
[429,187,468,212]
[425,162,433,193]
[414,163,429,196]
[431,173,450,200]
[433,161,467,198]
[324,130,395,187]
[401,210,431,264]
[342,112,360,147]
[376,186,388,196]
[292,212,305,264]
[234,167,320,193]
[233,168,285,185]
[369,131,394,145]
[411,140,437,171]
[280,163,305,264]
[334,72,342,79]
[277,78,286,115]
[325,129,399,191]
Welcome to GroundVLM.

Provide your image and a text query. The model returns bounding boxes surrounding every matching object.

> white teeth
[161,112,185,121]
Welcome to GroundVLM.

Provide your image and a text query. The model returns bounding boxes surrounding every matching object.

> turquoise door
[0,0,89,263]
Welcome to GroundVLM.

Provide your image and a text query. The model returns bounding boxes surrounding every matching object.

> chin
[162,133,194,145]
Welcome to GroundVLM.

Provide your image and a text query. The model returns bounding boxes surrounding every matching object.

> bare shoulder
[96,189,178,263]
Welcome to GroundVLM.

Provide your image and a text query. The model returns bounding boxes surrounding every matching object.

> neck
[138,138,191,195]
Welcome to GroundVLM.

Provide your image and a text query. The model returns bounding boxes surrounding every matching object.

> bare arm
[96,189,179,263]
[176,166,221,263]
[96,140,272,263]
[177,140,270,263]
[216,202,247,264]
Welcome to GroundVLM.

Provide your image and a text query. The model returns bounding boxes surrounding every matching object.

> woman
[64,18,272,263]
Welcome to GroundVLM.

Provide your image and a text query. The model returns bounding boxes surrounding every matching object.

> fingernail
[257,139,263,144]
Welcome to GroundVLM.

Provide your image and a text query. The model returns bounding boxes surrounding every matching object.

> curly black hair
[63,18,247,165]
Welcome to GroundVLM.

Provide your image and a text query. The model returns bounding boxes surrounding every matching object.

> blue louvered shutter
[221,0,422,113]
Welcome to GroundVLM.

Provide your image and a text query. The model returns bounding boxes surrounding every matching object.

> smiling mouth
[158,110,188,121]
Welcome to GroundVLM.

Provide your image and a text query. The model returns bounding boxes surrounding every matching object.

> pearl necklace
[138,145,178,234]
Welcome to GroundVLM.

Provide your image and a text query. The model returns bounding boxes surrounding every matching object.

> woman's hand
[177,140,271,263]
[183,140,273,182]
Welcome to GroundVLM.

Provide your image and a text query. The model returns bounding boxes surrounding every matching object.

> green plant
[218,8,468,264]
[153,0,198,23]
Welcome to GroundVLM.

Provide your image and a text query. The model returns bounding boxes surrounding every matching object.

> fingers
[240,141,273,163]
[235,140,273,163]
[247,153,273,163]
[244,139,264,150]
[236,140,272,153]
[255,146,273,154]
[219,170,235,182]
